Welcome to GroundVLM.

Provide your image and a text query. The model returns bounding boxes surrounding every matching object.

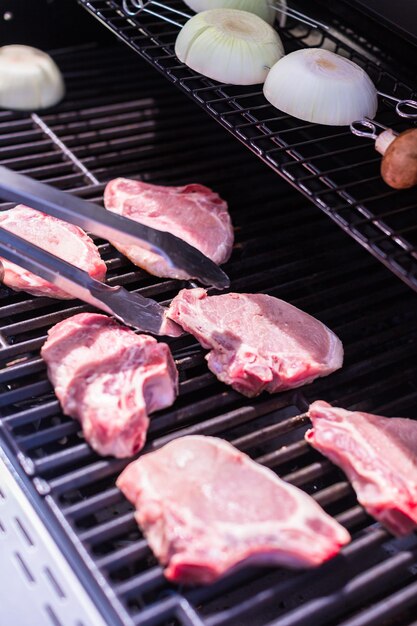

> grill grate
[78,0,417,295]
[1,42,417,626]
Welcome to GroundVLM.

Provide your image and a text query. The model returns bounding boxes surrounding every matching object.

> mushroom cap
[381,128,417,190]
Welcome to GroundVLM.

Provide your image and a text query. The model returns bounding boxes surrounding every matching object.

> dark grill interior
[79,0,417,295]
[1,38,417,626]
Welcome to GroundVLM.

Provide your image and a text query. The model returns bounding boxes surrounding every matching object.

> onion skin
[263,48,378,126]
[175,9,284,85]
[0,45,64,111]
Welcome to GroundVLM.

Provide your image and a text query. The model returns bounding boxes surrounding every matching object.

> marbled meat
[41,313,178,458]
[167,289,343,397]
[104,178,233,280]
[306,401,417,536]
[0,205,106,298]
[117,435,350,585]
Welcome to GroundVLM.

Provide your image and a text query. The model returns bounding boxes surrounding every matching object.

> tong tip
[202,267,230,291]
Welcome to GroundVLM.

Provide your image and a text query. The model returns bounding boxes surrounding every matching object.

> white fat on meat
[306,400,417,536]
[0,205,106,298]
[103,178,234,280]
[167,289,343,397]
[41,313,178,458]
[117,435,350,585]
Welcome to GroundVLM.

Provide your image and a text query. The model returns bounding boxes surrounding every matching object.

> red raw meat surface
[104,178,233,280]
[307,400,417,536]
[117,435,350,585]
[41,313,178,457]
[0,204,106,298]
[167,289,343,397]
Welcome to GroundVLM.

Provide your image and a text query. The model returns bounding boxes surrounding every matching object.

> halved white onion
[0,45,65,111]
[263,48,378,126]
[182,0,287,27]
[175,9,285,85]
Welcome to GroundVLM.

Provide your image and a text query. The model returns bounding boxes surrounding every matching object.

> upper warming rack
[79,0,417,293]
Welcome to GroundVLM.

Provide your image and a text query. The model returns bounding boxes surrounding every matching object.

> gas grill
[1,3,417,626]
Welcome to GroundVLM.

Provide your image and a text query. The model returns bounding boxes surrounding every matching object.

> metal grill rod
[339,578,417,626]
[265,548,417,626]
[31,114,100,185]
[189,529,390,624]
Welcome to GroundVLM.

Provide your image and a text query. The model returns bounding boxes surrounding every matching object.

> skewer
[269,3,329,30]
[377,92,417,119]
[350,117,417,190]
[122,0,329,31]
[350,117,391,141]
[122,0,189,26]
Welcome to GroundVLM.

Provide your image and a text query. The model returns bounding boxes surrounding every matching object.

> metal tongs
[0,167,230,337]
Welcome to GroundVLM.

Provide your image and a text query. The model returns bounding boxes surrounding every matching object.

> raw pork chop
[41,313,178,458]
[306,401,417,536]
[167,289,343,397]
[104,178,233,280]
[0,205,106,298]
[117,435,350,585]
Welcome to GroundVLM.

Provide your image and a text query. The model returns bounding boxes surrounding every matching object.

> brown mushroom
[375,127,417,190]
